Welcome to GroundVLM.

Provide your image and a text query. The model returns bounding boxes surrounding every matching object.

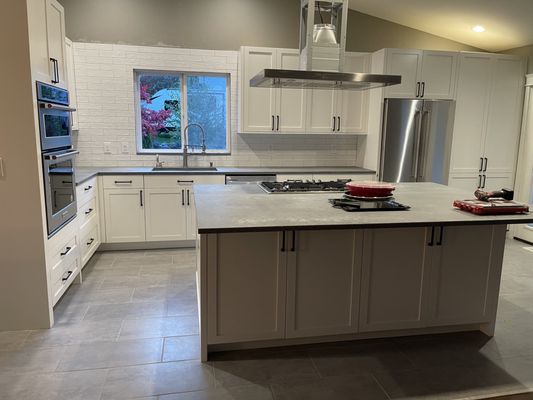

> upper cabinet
[381,49,457,100]
[239,46,370,134]
[27,0,67,88]
[65,38,79,130]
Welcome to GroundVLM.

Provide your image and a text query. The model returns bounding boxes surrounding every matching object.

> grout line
[370,373,392,400]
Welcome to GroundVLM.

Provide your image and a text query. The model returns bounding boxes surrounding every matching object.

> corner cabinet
[239,46,370,134]
[448,53,525,192]
[381,48,457,100]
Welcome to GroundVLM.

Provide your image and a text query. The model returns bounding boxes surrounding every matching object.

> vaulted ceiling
[348,0,533,51]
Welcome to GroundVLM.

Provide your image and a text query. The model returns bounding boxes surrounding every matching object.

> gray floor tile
[212,350,319,387]
[132,284,196,303]
[166,297,198,317]
[163,335,200,362]
[308,342,415,377]
[53,302,90,325]
[0,330,30,352]
[57,338,164,371]
[59,286,135,305]
[119,315,199,340]
[159,384,273,400]
[83,301,167,321]
[87,265,143,278]
[0,368,108,400]
[113,254,174,267]
[101,360,214,399]
[0,346,65,375]
[271,374,389,400]
[99,275,175,290]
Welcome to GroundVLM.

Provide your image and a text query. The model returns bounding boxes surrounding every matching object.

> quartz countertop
[194,182,533,233]
[74,166,376,185]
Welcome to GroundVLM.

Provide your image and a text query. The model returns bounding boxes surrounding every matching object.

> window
[136,71,230,153]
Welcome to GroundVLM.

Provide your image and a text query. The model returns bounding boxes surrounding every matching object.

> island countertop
[194,182,533,233]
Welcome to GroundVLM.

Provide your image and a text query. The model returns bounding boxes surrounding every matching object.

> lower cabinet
[103,188,146,242]
[145,188,188,241]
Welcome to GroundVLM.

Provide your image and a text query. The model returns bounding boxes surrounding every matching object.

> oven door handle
[39,102,77,112]
[44,150,79,160]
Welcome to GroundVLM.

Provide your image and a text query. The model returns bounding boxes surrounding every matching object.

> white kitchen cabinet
[206,232,287,343]
[103,188,146,243]
[45,0,67,88]
[359,227,432,332]
[240,47,306,133]
[306,87,338,133]
[427,225,506,325]
[448,53,525,192]
[312,173,375,182]
[382,49,457,99]
[185,187,197,240]
[144,189,188,242]
[65,38,78,130]
[285,230,362,338]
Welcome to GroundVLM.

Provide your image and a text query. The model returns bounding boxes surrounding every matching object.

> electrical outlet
[104,142,112,154]
[121,142,129,154]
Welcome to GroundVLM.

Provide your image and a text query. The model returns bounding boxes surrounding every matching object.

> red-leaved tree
[140,84,171,140]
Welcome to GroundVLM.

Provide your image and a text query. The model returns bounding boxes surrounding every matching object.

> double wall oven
[37,82,78,236]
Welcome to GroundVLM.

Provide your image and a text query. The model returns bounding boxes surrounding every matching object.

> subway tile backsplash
[72,42,360,168]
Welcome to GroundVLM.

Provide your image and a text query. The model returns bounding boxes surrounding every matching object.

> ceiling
[348,0,533,52]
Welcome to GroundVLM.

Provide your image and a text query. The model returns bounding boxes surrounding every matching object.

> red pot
[345,181,396,197]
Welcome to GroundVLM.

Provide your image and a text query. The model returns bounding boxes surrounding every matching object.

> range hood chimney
[250,0,401,90]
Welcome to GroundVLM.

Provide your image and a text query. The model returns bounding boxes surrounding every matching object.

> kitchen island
[194,183,533,361]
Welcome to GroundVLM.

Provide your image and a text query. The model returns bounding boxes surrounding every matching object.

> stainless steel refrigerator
[379,98,455,184]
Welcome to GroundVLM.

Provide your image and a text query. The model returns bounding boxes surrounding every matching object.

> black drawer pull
[62,271,73,282]
[60,246,72,256]
[85,208,93,215]
[114,180,133,184]
[427,227,435,246]
[86,238,95,246]
[84,185,93,191]
[177,180,194,184]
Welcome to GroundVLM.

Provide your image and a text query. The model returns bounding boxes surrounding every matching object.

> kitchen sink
[151,167,218,172]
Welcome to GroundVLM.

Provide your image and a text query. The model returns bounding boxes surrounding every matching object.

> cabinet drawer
[50,236,78,284]
[103,175,144,189]
[52,257,79,306]
[78,197,97,230]
[47,230,79,269]
[145,175,225,188]
[81,224,100,266]
[76,177,97,206]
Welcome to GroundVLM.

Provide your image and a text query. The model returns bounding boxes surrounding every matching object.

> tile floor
[1,240,533,399]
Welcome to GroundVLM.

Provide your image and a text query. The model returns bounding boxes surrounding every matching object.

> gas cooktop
[259,179,350,193]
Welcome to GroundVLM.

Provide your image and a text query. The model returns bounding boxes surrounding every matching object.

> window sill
[136,151,231,156]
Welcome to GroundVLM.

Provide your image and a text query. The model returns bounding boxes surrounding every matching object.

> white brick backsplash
[72,42,359,168]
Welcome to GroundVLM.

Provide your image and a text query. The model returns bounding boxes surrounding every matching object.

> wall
[58,0,481,52]
[0,0,52,330]
[503,44,533,73]
[73,43,360,168]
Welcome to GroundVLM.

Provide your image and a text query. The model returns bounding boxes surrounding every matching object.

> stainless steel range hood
[250,69,401,90]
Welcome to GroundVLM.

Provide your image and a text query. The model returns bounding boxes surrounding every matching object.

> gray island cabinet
[194,183,533,361]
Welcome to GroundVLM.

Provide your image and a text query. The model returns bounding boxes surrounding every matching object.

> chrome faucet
[182,123,207,168]
[155,154,164,168]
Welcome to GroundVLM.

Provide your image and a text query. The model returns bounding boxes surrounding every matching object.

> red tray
[453,199,529,215]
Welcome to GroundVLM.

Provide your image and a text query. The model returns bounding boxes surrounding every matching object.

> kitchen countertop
[194,182,533,233]
[74,166,376,185]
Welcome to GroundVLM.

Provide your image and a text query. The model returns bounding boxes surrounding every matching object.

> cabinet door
[286,230,362,338]
[359,227,431,332]
[383,49,423,98]
[428,225,506,325]
[449,53,492,176]
[207,232,287,343]
[144,189,187,242]
[45,0,67,88]
[306,89,338,133]
[419,51,457,99]
[185,187,197,240]
[276,49,306,132]
[65,38,78,130]
[484,173,515,190]
[240,47,277,132]
[103,189,146,243]
[483,56,525,176]
[447,174,482,192]
[338,53,370,133]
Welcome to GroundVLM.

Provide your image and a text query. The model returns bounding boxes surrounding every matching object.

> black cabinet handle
[291,231,296,252]
[84,185,93,191]
[416,82,420,97]
[478,175,482,188]
[281,231,286,252]
[332,116,336,131]
[86,238,95,246]
[479,157,483,172]
[85,208,93,215]
[436,227,444,246]
[62,271,73,282]
[482,174,486,189]
[181,189,185,206]
[276,115,280,131]
[187,189,190,206]
[114,180,133,184]
[272,115,275,131]
[427,227,435,246]
[140,190,143,206]
[337,116,341,132]
[60,246,72,256]
[421,81,425,97]
[50,58,59,83]
[177,180,194,184]
[483,157,488,172]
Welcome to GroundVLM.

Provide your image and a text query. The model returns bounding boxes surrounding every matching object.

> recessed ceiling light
[472,25,485,33]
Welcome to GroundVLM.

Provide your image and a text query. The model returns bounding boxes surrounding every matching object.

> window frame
[134,69,231,155]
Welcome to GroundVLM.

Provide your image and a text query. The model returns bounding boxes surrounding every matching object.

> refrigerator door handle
[411,110,422,180]
[417,110,431,179]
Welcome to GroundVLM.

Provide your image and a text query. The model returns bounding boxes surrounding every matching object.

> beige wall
[503,44,533,73]
[58,0,481,52]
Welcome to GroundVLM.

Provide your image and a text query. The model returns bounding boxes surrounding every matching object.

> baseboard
[98,240,196,251]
